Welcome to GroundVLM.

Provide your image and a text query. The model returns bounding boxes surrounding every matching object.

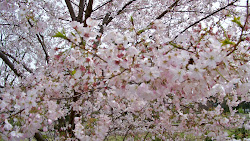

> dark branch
[99,12,110,33]
[117,0,137,15]
[135,0,181,36]
[227,0,249,56]
[123,125,133,141]
[156,0,180,20]
[69,0,79,7]
[58,17,71,22]
[1,50,33,73]
[93,0,113,12]
[174,0,238,40]
[65,0,77,21]
[84,0,93,27]
[77,0,85,23]
[0,23,19,27]
[0,50,22,77]
[233,5,250,7]
[100,0,137,31]
[36,34,49,64]
[68,90,79,137]
[27,20,49,64]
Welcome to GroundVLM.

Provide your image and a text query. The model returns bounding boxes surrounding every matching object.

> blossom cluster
[0,0,249,140]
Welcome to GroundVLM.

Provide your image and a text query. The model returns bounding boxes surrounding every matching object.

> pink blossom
[143,66,161,81]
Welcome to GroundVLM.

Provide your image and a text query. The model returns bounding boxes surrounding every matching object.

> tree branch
[174,0,238,40]
[0,23,19,27]
[83,0,93,27]
[68,90,79,137]
[1,50,33,73]
[36,34,49,64]
[0,50,21,77]
[77,0,85,23]
[27,20,49,64]
[117,0,137,15]
[65,0,77,21]
[123,125,133,141]
[93,0,113,12]
[155,0,180,20]
[100,0,137,33]
[227,0,249,56]
[134,0,181,36]
[0,51,46,140]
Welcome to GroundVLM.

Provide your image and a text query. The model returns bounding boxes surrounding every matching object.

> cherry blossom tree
[0,0,249,140]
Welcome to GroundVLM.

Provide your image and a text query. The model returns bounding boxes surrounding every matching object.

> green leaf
[137,29,145,35]
[62,29,66,34]
[71,32,76,37]
[130,16,134,23]
[221,38,235,46]
[232,16,243,28]
[53,31,67,39]
[82,40,86,46]
[71,69,76,75]
[238,108,244,113]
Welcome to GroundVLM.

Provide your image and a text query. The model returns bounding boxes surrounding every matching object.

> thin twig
[108,68,128,79]
[27,20,49,64]
[174,0,238,40]
[143,131,150,141]
[1,50,33,73]
[123,125,133,141]
[118,0,137,15]
[93,0,113,12]
[0,50,22,77]
[0,23,19,27]
[104,0,137,26]
[155,0,180,20]
[227,0,249,56]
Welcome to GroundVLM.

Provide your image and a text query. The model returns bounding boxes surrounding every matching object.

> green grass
[226,127,250,140]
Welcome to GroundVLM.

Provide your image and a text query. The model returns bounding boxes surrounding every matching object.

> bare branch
[134,0,181,36]
[100,0,137,32]
[77,0,85,23]
[123,125,133,141]
[27,20,49,64]
[227,0,249,56]
[156,0,180,20]
[174,0,238,40]
[69,0,79,7]
[117,0,137,15]
[0,50,22,77]
[68,90,80,137]
[143,132,150,141]
[84,0,94,27]
[0,23,19,27]
[1,50,33,73]
[233,4,250,7]
[36,34,49,64]
[93,0,113,12]
[58,17,71,22]
[65,0,77,21]
[108,68,128,79]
